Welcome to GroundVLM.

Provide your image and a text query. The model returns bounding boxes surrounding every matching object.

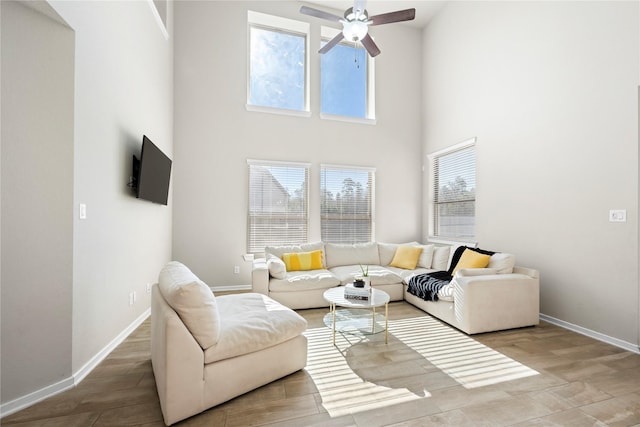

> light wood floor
[3,301,640,426]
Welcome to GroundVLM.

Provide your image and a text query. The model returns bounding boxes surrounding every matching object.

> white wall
[173,1,424,287]
[1,0,74,403]
[422,1,639,347]
[0,0,174,411]
[49,0,174,375]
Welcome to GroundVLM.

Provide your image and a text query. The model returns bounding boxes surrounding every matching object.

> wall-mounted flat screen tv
[133,135,172,205]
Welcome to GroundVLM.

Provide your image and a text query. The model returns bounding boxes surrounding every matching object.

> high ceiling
[303,1,446,29]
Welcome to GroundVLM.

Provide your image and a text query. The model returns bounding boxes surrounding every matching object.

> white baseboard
[539,313,640,355]
[73,308,151,384]
[0,377,75,418]
[0,308,151,419]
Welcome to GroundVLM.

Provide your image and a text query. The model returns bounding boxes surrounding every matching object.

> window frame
[246,11,311,117]
[247,159,311,254]
[428,137,477,244]
[320,164,376,244]
[319,26,376,125]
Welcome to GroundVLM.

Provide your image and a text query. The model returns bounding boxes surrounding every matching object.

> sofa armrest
[152,285,206,425]
[513,265,539,279]
[452,269,540,334]
[455,267,499,277]
[252,258,269,295]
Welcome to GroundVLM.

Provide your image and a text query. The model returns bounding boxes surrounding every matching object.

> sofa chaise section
[152,262,308,425]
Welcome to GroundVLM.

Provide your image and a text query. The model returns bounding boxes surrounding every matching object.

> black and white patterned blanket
[406,271,452,302]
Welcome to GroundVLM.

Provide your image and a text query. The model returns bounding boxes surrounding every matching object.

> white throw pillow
[488,253,516,274]
[431,246,451,271]
[266,254,287,279]
[158,261,220,349]
[416,244,435,269]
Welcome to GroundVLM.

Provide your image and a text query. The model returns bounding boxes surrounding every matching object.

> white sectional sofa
[252,241,540,334]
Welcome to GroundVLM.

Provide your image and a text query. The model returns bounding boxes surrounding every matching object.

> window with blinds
[429,138,476,240]
[320,165,375,244]
[247,160,309,253]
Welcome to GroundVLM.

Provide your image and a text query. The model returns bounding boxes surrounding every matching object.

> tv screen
[135,135,172,205]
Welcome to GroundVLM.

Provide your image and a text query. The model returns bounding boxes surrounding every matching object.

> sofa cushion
[203,293,308,364]
[329,265,403,286]
[386,266,434,283]
[389,246,423,270]
[265,242,325,267]
[431,246,451,270]
[488,252,516,274]
[416,244,435,268]
[379,242,435,269]
[282,250,323,271]
[452,248,492,275]
[437,282,455,302]
[158,261,220,349]
[378,242,419,266]
[266,254,287,279]
[325,242,380,268]
[269,269,340,292]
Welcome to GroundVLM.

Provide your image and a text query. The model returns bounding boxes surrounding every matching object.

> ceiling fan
[300,0,416,57]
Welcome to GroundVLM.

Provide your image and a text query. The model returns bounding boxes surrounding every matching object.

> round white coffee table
[323,287,390,345]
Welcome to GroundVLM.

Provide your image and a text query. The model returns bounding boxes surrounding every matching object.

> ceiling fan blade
[319,32,345,54]
[360,34,381,57]
[300,6,343,23]
[369,8,416,26]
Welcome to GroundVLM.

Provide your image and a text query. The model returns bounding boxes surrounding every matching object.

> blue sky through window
[321,42,367,118]
[249,27,305,111]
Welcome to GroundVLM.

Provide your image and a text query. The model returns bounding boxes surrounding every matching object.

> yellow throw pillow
[452,248,491,275]
[281,250,323,272]
[389,246,423,270]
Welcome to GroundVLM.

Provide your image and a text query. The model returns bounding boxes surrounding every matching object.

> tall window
[247,11,309,114]
[247,160,310,253]
[320,165,375,243]
[320,27,375,122]
[429,138,476,240]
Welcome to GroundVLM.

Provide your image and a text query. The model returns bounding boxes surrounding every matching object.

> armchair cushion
[158,261,221,349]
[203,293,307,364]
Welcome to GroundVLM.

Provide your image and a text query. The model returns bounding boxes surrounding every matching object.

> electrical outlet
[146,283,151,294]
[234,266,240,274]
[129,292,134,306]
[133,291,137,303]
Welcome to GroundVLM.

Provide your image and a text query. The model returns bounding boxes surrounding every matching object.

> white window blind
[247,160,309,253]
[320,165,375,243]
[429,138,476,240]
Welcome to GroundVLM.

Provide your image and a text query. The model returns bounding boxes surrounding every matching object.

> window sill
[428,237,477,247]
[246,104,311,118]
[320,113,377,126]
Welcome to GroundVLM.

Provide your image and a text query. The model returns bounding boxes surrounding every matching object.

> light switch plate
[609,209,626,222]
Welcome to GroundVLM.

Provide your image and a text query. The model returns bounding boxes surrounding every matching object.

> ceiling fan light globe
[342,20,368,42]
